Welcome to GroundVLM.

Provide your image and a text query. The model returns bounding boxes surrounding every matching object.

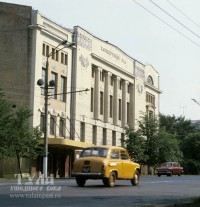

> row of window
[146,92,155,106]
[40,115,66,137]
[92,67,131,92]
[41,68,67,102]
[42,43,68,65]
[80,122,125,146]
[91,88,130,122]
[40,114,125,146]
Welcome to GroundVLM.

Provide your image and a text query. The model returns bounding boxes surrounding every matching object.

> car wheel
[157,174,161,177]
[76,177,86,187]
[131,170,139,186]
[178,172,182,176]
[103,171,116,187]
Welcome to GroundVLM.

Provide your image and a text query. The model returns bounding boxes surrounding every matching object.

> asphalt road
[0,175,200,207]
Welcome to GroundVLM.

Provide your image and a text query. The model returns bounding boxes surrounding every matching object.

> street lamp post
[37,40,75,179]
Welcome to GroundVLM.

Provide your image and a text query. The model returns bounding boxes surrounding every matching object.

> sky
[2,0,200,120]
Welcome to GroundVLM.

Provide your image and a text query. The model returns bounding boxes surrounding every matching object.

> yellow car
[71,146,140,187]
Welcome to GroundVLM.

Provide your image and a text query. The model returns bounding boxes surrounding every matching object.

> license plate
[82,166,90,173]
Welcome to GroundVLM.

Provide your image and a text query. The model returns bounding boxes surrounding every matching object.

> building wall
[0,2,32,107]
[72,26,161,147]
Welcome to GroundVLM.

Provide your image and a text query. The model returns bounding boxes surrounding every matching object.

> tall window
[59,118,65,137]
[46,45,49,57]
[92,67,95,78]
[52,48,55,60]
[61,52,64,64]
[40,113,45,133]
[60,76,66,102]
[100,91,104,115]
[92,125,97,145]
[110,95,113,118]
[110,76,114,86]
[42,44,45,56]
[103,128,107,145]
[118,99,122,120]
[50,116,56,135]
[51,72,57,99]
[64,54,68,65]
[56,50,59,61]
[112,131,116,146]
[127,102,130,123]
[91,88,94,112]
[80,122,85,142]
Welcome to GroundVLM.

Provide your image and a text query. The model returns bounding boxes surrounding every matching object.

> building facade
[0,2,161,178]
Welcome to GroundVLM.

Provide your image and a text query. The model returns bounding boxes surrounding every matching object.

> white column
[113,76,120,125]
[104,72,112,123]
[122,80,128,127]
[94,67,100,120]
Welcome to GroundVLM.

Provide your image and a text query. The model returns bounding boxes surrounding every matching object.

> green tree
[181,132,200,174]
[124,125,146,163]
[157,129,183,165]
[159,114,195,139]
[7,107,42,177]
[0,89,14,158]
[138,115,159,167]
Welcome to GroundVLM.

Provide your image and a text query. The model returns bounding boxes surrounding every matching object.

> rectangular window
[42,44,45,56]
[60,76,66,102]
[51,72,57,99]
[112,131,116,146]
[40,113,45,133]
[110,95,113,118]
[61,52,64,64]
[56,50,59,61]
[52,48,55,60]
[46,45,49,57]
[127,84,130,94]
[118,99,121,120]
[80,122,85,142]
[119,80,122,90]
[92,125,97,145]
[59,118,65,137]
[50,116,56,135]
[92,67,95,78]
[91,88,94,112]
[100,91,104,115]
[103,128,107,145]
[127,102,130,123]
[64,54,68,65]
[110,76,114,86]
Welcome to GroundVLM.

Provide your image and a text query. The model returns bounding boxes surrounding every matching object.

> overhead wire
[131,0,200,49]
[149,0,200,39]
[166,0,200,29]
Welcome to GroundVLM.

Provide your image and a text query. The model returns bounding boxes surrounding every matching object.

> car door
[120,150,133,179]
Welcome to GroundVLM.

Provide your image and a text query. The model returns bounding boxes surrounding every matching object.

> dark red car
[156,162,183,177]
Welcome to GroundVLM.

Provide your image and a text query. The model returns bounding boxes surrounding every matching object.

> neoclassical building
[0,2,161,178]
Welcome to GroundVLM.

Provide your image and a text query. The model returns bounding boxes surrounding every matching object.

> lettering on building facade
[101,47,127,65]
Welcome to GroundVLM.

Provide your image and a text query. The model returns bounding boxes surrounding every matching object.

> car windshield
[80,148,108,158]
[161,162,172,167]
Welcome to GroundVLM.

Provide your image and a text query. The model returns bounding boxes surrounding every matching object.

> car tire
[76,177,86,187]
[167,172,172,176]
[103,171,116,187]
[178,172,182,176]
[131,170,139,186]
